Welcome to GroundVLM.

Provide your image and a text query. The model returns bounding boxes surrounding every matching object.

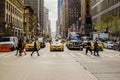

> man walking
[86,41,92,55]
[31,40,40,56]
[94,38,99,56]
[16,38,24,56]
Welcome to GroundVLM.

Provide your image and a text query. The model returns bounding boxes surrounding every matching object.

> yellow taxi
[90,41,104,51]
[50,40,64,51]
[25,40,40,51]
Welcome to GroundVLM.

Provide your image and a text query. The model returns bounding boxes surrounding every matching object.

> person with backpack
[15,38,27,56]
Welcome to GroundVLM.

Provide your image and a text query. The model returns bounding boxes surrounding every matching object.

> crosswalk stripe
[42,53,48,57]
[0,54,8,58]
[76,53,86,57]
[61,53,68,57]
[3,54,14,58]
[101,54,113,57]
[0,54,7,57]
[69,53,76,57]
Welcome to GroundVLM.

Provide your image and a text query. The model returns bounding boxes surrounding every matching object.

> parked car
[113,41,120,51]
[0,36,18,51]
[103,41,115,49]
[25,40,40,51]
[50,39,64,51]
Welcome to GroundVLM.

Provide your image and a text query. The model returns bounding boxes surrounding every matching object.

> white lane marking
[3,54,14,58]
[0,54,8,57]
[76,53,86,57]
[101,54,113,57]
[1,62,7,64]
[87,60,98,63]
[42,53,49,57]
[51,53,56,57]
[69,53,76,57]
[61,53,68,57]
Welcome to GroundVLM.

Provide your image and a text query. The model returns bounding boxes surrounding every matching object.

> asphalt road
[0,43,120,80]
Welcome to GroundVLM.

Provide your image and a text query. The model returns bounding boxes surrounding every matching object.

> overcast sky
[44,0,58,32]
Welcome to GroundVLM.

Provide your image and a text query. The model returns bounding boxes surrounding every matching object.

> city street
[0,43,120,80]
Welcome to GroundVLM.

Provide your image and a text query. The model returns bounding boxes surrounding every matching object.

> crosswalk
[0,51,119,59]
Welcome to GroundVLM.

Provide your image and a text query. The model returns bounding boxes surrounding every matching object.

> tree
[111,16,120,40]
[46,34,50,38]
[96,20,105,32]
[102,15,113,33]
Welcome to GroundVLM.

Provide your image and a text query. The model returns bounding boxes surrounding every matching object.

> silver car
[103,41,115,49]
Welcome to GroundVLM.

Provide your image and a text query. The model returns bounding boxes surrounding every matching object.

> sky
[44,0,58,33]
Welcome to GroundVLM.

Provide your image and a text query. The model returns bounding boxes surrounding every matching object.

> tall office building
[57,0,63,37]
[44,7,49,36]
[62,0,81,38]
[0,0,24,37]
[24,0,44,36]
[48,20,51,36]
[80,0,92,36]
[91,0,120,38]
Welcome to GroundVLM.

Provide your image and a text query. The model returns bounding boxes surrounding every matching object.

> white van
[0,36,18,51]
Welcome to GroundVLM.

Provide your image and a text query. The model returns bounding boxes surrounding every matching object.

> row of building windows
[93,6,120,22]
[6,1,23,19]
[5,1,23,28]
[6,13,23,28]
[92,0,119,6]
[92,0,120,17]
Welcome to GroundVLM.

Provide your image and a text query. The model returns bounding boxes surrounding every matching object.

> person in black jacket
[15,38,26,56]
[31,40,40,56]
[15,38,23,56]
[94,38,99,56]
[86,41,92,55]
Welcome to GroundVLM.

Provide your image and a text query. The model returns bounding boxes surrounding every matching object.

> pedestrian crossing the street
[0,51,120,59]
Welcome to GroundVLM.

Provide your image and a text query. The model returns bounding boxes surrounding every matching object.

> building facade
[57,0,63,36]
[80,0,92,36]
[24,0,44,36]
[91,0,120,39]
[62,0,81,38]
[44,7,49,36]
[24,6,38,39]
[0,0,24,37]
[48,20,51,37]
